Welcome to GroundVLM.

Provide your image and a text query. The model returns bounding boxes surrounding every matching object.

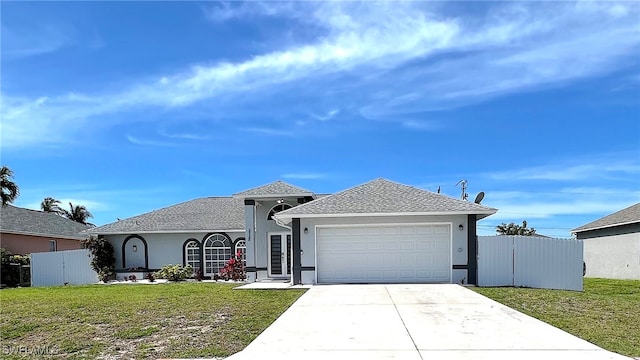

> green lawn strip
[472,278,640,357]
[0,283,305,359]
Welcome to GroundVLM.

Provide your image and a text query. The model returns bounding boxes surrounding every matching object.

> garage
[316,224,452,283]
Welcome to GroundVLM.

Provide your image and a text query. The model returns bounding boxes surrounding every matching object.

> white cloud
[2,1,639,147]
[240,127,293,136]
[281,173,326,180]
[311,109,340,122]
[489,160,640,181]
[479,186,640,230]
[126,135,177,147]
[1,23,75,59]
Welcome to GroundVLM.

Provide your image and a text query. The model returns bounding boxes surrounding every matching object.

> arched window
[235,238,247,267]
[267,203,292,220]
[203,234,231,276]
[184,240,201,272]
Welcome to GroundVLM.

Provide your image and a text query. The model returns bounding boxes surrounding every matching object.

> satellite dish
[474,191,485,204]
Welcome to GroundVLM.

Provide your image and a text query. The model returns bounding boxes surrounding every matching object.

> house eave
[571,220,640,234]
[84,228,245,235]
[0,229,85,241]
[232,193,315,200]
[275,210,497,222]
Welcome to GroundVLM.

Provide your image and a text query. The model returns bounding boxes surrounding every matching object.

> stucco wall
[253,199,298,270]
[298,214,469,284]
[1,233,82,255]
[582,231,640,280]
[104,231,245,270]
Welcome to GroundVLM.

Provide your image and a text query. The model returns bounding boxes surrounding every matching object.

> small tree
[81,237,115,282]
[496,220,537,236]
[218,251,246,281]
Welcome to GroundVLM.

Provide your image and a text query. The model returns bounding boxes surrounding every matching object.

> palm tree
[41,197,63,214]
[61,202,95,226]
[0,166,19,207]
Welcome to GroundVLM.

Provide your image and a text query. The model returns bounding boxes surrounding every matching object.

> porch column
[292,218,302,285]
[244,199,257,282]
[467,214,478,285]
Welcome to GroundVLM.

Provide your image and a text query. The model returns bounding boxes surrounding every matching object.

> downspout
[273,217,292,231]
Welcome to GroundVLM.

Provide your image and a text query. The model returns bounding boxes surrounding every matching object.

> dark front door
[269,233,291,277]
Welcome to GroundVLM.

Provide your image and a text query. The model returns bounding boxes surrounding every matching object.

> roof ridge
[276,178,495,218]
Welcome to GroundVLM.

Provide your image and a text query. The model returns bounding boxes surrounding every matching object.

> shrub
[145,272,155,282]
[0,248,30,287]
[153,264,193,282]
[81,237,115,283]
[218,251,246,281]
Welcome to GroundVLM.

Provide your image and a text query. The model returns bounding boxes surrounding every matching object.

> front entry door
[268,233,291,277]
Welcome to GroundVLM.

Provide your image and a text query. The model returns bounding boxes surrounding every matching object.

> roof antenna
[455,179,468,201]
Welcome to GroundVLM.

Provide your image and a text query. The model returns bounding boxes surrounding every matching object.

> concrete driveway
[227,284,629,360]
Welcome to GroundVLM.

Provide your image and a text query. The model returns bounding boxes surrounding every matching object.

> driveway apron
[227,284,630,360]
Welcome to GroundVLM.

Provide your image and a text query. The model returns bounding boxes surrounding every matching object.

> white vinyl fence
[31,249,98,287]
[478,236,583,291]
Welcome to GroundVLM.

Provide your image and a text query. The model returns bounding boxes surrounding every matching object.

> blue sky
[1,1,639,237]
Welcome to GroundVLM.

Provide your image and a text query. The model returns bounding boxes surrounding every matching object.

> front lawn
[0,283,305,359]
[473,278,640,357]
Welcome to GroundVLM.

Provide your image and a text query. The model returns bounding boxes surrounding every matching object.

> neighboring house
[572,203,640,280]
[88,178,497,285]
[0,205,91,255]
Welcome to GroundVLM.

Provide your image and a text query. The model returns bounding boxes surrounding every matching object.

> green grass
[473,278,640,357]
[0,283,305,359]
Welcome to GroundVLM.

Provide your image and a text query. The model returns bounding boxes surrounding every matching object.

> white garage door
[317,224,451,283]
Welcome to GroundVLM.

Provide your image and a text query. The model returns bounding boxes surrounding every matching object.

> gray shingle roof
[86,197,245,234]
[0,205,91,240]
[234,180,314,198]
[572,202,640,233]
[274,178,497,219]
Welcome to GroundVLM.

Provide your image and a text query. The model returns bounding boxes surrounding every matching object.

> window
[49,240,57,252]
[184,240,201,272]
[235,238,247,267]
[267,203,293,220]
[203,234,231,276]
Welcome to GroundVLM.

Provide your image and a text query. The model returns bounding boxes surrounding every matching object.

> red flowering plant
[217,251,246,281]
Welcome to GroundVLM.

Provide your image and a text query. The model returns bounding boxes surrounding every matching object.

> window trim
[234,237,247,267]
[267,203,293,220]
[182,239,201,273]
[202,233,232,276]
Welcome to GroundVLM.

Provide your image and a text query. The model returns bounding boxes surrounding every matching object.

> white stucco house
[572,203,640,280]
[87,178,497,285]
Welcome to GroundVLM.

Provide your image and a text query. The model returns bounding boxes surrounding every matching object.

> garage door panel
[317,225,451,284]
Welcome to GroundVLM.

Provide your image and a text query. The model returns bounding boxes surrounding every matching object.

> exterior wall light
[304,227,308,234]
[458,224,464,231]
[132,245,137,252]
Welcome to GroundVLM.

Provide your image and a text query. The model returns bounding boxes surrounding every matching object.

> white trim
[84,229,245,235]
[267,232,291,278]
[276,210,496,221]
[314,222,453,284]
[203,234,231,276]
[233,193,314,200]
[572,220,640,234]
[1,230,85,241]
